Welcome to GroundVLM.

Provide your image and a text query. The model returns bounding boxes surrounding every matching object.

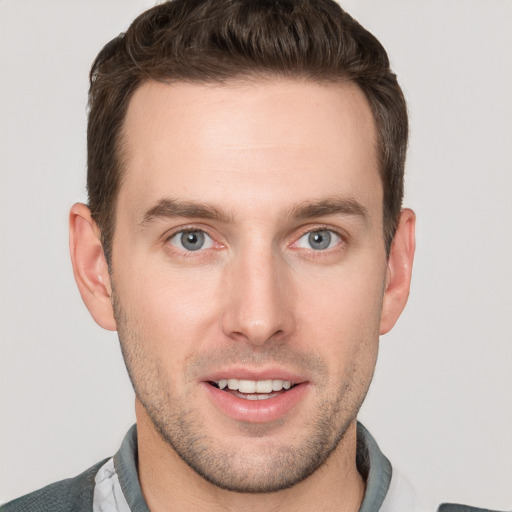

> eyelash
[291,225,346,252]
[165,226,218,254]
[163,225,346,255]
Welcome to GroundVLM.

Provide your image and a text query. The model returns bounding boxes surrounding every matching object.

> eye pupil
[308,230,331,250]
[181,231,205,251]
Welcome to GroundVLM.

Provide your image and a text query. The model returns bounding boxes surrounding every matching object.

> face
[111,78,388,492]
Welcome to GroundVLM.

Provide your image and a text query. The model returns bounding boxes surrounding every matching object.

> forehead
[119,78,381,221]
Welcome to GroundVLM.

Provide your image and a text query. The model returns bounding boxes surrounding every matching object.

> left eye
[168,230,214,251]
[296,229,341,251]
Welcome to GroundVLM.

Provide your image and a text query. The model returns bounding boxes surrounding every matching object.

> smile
[204,377,307,422]
[210,378,295,400]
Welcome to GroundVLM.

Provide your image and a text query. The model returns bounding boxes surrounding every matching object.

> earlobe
[69,203,117,331]
[379,208,416,335]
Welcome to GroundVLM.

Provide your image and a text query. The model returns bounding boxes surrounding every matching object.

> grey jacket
[2,424,505,512]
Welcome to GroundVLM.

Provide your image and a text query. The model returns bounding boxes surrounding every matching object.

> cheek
[114,261,225,350]
[295,262,385,357]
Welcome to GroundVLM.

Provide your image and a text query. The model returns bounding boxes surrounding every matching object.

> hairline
[101,73,390,262]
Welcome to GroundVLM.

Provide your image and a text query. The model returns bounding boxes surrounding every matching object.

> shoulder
[380,464,508,512]
[1,459,108,512]
[438,505,511,512]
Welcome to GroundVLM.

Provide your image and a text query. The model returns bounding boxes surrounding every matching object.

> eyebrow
[141,195,368,226]
[141,198,233,225]
[288,196,368,221]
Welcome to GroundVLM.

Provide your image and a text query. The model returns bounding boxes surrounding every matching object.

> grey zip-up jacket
[1,424,505,512]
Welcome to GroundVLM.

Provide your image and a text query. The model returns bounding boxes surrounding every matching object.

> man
[1,1,506,511]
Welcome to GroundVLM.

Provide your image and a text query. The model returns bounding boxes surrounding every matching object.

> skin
[70,78,415,511]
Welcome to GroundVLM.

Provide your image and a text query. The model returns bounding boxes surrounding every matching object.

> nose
[221,245,295,346]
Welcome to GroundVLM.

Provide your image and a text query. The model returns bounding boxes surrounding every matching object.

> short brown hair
[87,0,408,261]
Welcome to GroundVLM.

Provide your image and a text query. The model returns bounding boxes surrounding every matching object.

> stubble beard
[113,298,375,494]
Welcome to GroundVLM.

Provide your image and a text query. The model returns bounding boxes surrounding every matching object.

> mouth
[203,375,308,423]
[208,378,297,401]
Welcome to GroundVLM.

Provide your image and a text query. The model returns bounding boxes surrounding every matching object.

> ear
[69,203,117,331]
[380,208,416,335]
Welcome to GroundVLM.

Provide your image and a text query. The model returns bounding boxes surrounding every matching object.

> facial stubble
[112,292,377,494]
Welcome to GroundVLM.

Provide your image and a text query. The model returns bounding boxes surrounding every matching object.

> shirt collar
[114,425,150,512]
[113,422,392,512]
[356,422,393,512]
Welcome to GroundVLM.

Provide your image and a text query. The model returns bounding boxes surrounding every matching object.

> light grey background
[1,0,511,508]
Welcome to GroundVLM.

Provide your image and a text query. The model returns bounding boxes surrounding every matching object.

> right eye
[295,229,342,251]
[168,230,214,252]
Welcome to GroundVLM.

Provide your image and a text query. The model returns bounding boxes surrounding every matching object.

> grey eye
[296,229,341,250]
[308,230,331,250]
[181,231,204,251]
[169,230,213,251]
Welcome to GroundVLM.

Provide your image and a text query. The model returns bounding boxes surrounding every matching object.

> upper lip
[200,367,309,385]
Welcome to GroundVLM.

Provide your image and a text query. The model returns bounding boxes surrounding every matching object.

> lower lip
[201,382,309,423]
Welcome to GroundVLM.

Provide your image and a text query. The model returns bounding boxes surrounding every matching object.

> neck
[136,402,365,512]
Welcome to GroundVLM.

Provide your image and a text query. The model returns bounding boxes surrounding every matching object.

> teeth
[256,380,273,393]
[217,378,293,392]
[243,393,276,400]
[227,379,238,390]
